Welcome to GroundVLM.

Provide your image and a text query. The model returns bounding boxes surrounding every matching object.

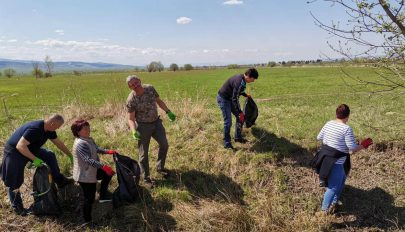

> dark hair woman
[71,119,117,222]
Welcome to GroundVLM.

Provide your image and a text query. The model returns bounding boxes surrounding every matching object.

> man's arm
[50,138,72,156]
[127,111,138,133]
[16,137,36,161]
[156,97,170,113]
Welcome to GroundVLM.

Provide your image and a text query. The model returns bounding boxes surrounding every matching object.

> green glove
[33,157,44,168]
[68,155,73,164]
[167,111,176,122]
[132,131,141,140]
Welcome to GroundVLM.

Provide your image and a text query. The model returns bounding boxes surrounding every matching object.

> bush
[169,63,179,72]
[227,64,239,69]
[184,64,193,71]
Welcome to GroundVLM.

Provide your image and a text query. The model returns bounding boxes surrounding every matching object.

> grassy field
[0,67,404,231]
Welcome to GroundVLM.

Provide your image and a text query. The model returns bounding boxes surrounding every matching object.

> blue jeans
[217,94,242,146]
[321,163,346,211]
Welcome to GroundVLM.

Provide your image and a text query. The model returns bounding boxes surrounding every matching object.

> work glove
[32,157,44,168]
[132,131,141,140]
[167,111,176,122]
[239,112,245,123]
[360,138,373,149]
[105,150,118,155]
[101,165,115,176]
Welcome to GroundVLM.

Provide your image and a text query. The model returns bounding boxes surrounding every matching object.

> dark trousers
[2,147,65,209]
[36,148,65,184]
[7,188,23,209]
[217,94,243,146]
[78,169,112,222]
[137,119,169,179]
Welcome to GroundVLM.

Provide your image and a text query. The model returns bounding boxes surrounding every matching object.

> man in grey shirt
[126,75,176,187]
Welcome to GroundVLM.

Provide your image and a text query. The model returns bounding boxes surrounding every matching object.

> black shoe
[13,206,28,216]
[224,144,235,149]
[57,177,74,189]
[144,177,155,189]
[157,168,170,178]
[234,138,248,144]
[319,180,327,187]
[99,191,113,203]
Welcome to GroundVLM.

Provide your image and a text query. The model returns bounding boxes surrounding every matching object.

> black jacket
[243,97,258,128]
[218,74,248,113]
[310,144,351,181]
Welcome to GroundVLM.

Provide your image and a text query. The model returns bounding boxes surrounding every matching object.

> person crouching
[71,119,117,222]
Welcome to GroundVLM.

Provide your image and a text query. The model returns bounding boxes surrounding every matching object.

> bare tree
[32,62,43,78]
[311,0,405,95]
[3,68,16,78]
[44,55,54,77]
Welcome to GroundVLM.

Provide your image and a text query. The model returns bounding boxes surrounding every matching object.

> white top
[317,120,359,164]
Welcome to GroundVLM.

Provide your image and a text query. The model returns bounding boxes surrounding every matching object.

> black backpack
[243,97,258,128]
[30,165,62,215]
[112,154,141,208]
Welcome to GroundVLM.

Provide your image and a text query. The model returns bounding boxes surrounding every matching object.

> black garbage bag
[243,97,258,128]
[30,165,62,215]
[112,154,141,208]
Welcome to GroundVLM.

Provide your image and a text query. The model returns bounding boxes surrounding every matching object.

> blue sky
[0,0,348,66]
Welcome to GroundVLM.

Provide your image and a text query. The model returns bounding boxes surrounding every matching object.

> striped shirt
[75,140,106,169]
[317,120,359,164]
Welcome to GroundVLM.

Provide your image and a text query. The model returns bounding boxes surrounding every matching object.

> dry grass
[0,98,404,232]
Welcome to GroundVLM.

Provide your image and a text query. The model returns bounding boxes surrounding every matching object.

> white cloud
[55,29,65,35]
[223,0,243,5]
[7,39,18,43]
[176,17,192,25]
[203,49,209,53]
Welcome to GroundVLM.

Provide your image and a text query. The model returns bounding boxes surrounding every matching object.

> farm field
[0,66,404,231]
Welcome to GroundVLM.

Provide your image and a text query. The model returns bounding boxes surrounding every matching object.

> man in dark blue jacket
[217,68,259,149]
[0,114,74,216]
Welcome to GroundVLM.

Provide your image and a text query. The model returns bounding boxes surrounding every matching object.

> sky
[0,0,351,66]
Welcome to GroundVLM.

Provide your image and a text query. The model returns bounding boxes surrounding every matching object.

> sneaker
[57,176,74,189]
[234,138,248,144]
[13,206,28,216]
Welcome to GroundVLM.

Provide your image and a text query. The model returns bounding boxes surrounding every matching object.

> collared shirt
[126,84,160,123]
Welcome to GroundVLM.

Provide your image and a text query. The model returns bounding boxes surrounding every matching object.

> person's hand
[239,112,245,123]
[246,94,251,98]
[132,131,141,140]
[32,157,44,168]
[360,138,373,149]
[101,165,115,176]
[105,150,118,155]
[167,111,176,122]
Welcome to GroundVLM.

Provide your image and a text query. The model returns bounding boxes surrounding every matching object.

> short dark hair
[245,68,259,79]
[336,104,350,119]
[71,119,90,138]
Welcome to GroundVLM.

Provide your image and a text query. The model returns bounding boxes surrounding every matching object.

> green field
[0,67,404,231]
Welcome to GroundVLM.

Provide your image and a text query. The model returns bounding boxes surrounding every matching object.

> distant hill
[0,58,139,73]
